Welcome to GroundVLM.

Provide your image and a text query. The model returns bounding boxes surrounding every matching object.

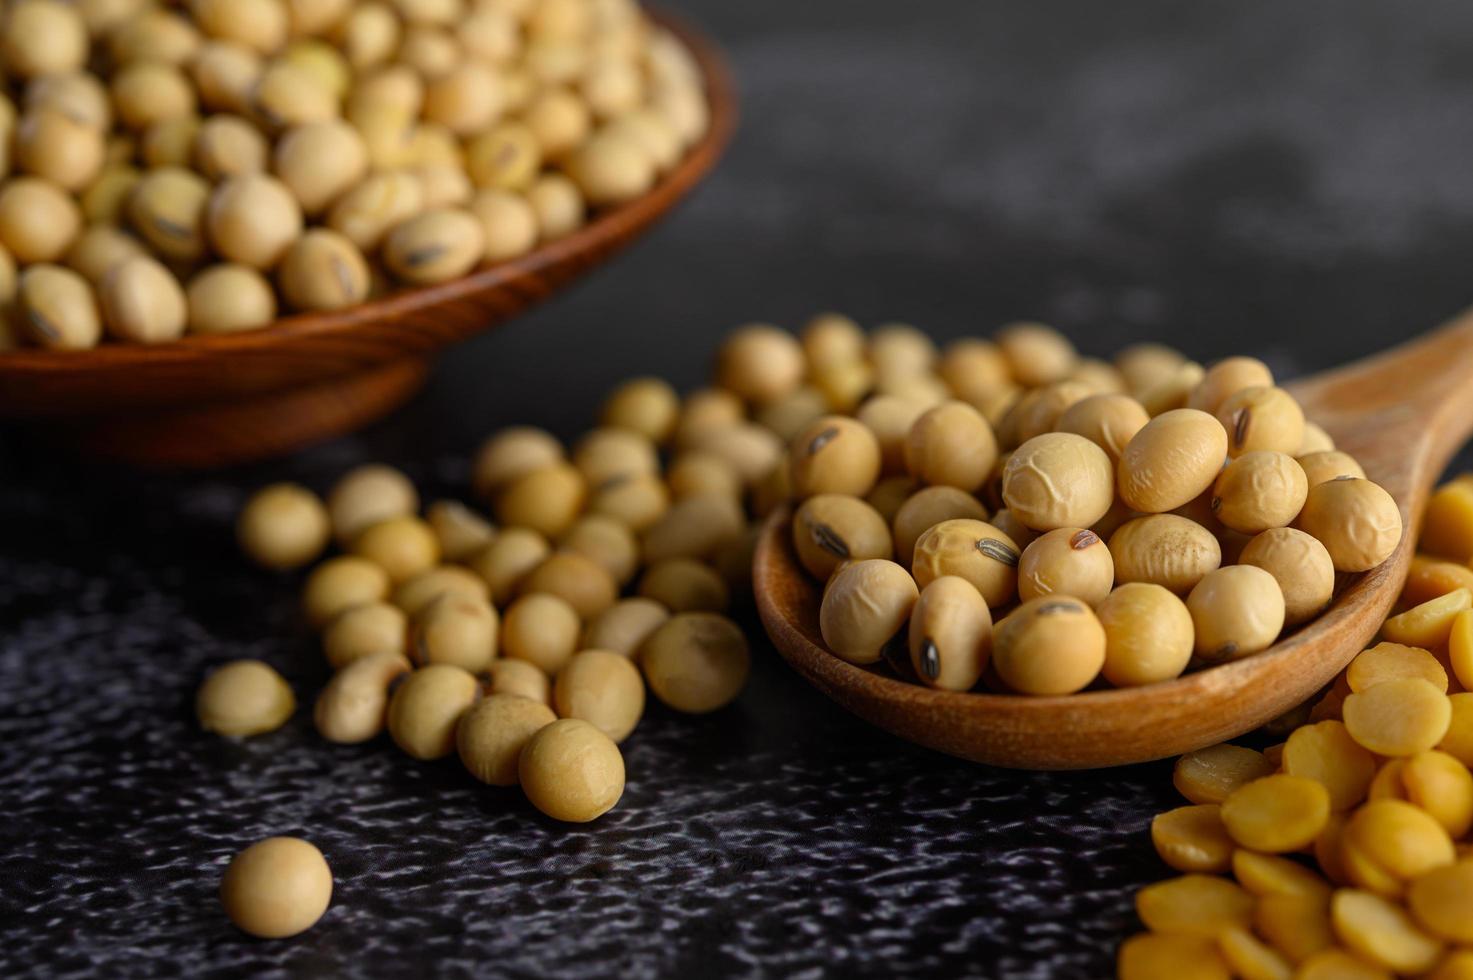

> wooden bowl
[0,11,735,469]
[754,310,1473,770]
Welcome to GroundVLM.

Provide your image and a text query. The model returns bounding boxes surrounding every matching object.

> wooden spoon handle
[1290,309,1473,495]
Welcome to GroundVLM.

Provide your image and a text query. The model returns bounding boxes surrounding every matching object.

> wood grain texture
[754,310,1473,770]
[0,9,735,467]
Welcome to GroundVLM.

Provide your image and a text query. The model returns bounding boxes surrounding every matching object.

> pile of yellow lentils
[1121,477,1473,980]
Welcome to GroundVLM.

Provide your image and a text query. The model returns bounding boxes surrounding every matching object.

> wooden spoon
[754,311,1473,769]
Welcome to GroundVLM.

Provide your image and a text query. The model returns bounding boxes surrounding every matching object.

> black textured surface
[6,1,1473,977]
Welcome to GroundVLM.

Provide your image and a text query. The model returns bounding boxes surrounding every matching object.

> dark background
[5,2,1473,977]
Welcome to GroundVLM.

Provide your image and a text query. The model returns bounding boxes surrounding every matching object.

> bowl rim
[0,7,737,381]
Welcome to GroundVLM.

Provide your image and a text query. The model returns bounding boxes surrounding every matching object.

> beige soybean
[327,464,418,546]
[908,576,992,691]
[993,596,1106,696]
[15,109,105,190]
[891,486,988,565]
[560,515,639,586]
[185,264,277,334]
[640,612,750,713]
[819,559,919,665]
[387,663,479,760]
[322,601,406,668]
[0,177,82,263]
[274,120,368,214]
[412,594,497,672]
[716,323,805,405]
[465,121,541,190]
[197,659,296,736]
[1297,477,1403,572]
[1118,408,1229,513]
[26,72,110,130]
[790,416,883,499]
[792,494,893,580]
[383,207,485,284]
[192,42,264,113]
[194,114,268,180]
[1056,393,1150,461]
[572,428,660,487]
[113,62,196,131]
[1239,527,1336,627]
[637,558,728,613]
[314,650,411,744]
[938,337,1010,404]
[666,453,743,503]
[641,493,745,564]
[904,400,998,492]
[469,189,537,262]
[1097,582,1194,687]
[911,518,1020,608]
[472,427,565,498]
[1299,450,1367,489]
[457,694,557,786]
[3,1,90,79]
[583,598,670,658]
[1186,565,1286,662]
[564,129,654,205]
[995,321,1076,387]
[757,387,829,444]
[127,166,209,262]
[352,515,440,584]
[1017,527,1115,607]
[16,263,101,349]
[1002,433,1114,531]
[80,168,141,226]
[327,171,424,251]
[501,592,581,674]
[424,500,495,563]
[237,482,329,570]
[519,718,625,822]
[526,172,586,240]
[98,255,186,344]
[302,555,390,628]
[673,387,744,449]
[1188,356,1274,415]
[553,649,645,743]
[688,422,784,486]
[602,377,680,443]
[205,174,303,268]
[1211,451,1308,533]
[856,395,929,474]
[495,462,586,538]
[519,551,618,619]
[1010,380,1095,444]
[1109,514,1222,595]
[1217,386,1305,458]
[469,527,551,606]
[278,229,370,311]
[485,658,552,705]
[220,837,332,939]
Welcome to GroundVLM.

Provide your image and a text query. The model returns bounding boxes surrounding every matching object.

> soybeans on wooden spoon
[754,312,1473,769]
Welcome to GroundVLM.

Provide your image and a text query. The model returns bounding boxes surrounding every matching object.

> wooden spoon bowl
[755,312,1473,769]
[0,10,734,469]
